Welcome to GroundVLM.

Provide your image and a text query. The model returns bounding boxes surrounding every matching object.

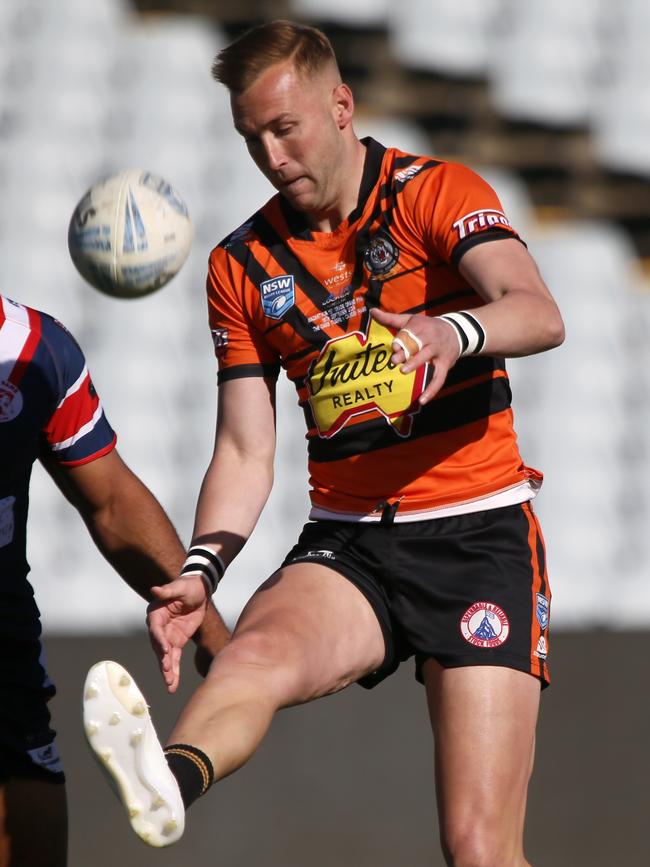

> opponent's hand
[147,575,209,693]
[191,602,231,678]
[370,308,461,404]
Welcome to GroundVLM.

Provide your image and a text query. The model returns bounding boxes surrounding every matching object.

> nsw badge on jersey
[261,274,295,319]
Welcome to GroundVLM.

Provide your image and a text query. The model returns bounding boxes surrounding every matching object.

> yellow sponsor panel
[307,319,428,438]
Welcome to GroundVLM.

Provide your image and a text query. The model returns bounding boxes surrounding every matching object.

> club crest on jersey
[260,274,295,319]
[307,318,429,439]
[460,601,510,649]
[0,380,22,422]
[364,232,400,277]
[536,593,550,630]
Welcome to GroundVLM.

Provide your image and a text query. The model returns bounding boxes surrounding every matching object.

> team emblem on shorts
[536,593,549,630]
[534,635,548,659]
[260,274,295,319]
[460,601,510,649]
[364,232,399,277]
[0,380,22,422]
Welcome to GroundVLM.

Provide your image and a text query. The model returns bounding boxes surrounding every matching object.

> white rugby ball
[68,169,193,298]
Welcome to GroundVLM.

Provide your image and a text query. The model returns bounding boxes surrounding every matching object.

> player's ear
[333,83,354,129]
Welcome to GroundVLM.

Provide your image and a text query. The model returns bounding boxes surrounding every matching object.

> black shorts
[0,636,65,785]
[282,502,551,690]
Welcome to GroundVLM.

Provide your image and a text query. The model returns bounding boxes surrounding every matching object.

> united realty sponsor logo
[307,318,429,438]
[452,208,512,240]
[260,274,295,319]
[460,601,510,649]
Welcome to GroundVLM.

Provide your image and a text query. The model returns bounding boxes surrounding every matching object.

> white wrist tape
[436,311,486,357]
[180,546,225,595]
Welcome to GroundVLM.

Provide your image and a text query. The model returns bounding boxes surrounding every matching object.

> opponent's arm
[371,237,565,403]
[147,375,277,691]
[41,449,231,667]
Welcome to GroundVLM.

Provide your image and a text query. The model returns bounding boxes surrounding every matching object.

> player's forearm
[468,288,565,358]
[84,478,185,601]
[189,443,274,567]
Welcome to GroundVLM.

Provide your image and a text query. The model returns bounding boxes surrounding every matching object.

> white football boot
[82,660,185,847]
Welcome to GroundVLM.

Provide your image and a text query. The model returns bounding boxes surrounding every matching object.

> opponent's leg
[423,661,540,867]
[0,777,67,867]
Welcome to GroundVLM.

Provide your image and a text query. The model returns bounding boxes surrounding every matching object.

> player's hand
[147,575,209,694]
[370,308,461,404]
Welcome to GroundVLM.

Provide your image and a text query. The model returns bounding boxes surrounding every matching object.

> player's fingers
[418,363,450,405]
[369,307,409,329]
[392,327,423,364]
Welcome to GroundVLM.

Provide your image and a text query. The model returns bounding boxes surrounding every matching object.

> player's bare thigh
[423,661,540,867]
[210,561,386,704]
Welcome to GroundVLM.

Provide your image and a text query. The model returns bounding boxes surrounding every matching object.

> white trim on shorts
[308,478,542,523]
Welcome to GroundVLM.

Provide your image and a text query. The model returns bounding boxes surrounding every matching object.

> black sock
[164,743,215,809]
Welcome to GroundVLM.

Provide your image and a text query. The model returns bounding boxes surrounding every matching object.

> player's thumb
[369,307,407,327]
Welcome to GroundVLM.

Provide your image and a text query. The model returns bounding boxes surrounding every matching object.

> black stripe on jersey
[253,214,331,310]
[402,289,478,316]
[451,228,525,267]
[380,159,442,229]
[348,138,386,225]
[443,355,506,389]
[225,231,329,351]
[307,375,512,462]
[217,363,281,384]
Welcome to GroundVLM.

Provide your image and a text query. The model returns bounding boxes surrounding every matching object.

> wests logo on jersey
[452,208,512,240]
[307,318,429,438]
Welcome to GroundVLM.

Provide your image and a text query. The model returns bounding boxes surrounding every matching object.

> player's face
[231,61,350,220]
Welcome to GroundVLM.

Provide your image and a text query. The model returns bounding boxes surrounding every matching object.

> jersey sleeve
[411,161,523,266]
[40,316,116,466]
[206,245,281,384]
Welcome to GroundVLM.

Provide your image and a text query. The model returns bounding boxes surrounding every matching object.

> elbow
[547,311,566,350]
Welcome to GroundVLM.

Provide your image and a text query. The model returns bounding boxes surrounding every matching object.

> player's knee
[211,628,307,700]
[441,822,520,867]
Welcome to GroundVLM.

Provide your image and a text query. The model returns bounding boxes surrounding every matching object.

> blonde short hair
[212,20,339,94]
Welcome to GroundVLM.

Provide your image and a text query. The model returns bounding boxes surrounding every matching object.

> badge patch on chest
[0,380,23,422]
[307,319,429,438]
[260,274,295,319]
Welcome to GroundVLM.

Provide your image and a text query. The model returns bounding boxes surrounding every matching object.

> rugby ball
[68,169,193,298]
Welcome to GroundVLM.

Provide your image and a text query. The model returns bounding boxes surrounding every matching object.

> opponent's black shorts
[0,636,65,784]
[282,502,551,690]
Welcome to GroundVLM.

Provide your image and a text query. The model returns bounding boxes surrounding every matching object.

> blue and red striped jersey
[0,294,116,629]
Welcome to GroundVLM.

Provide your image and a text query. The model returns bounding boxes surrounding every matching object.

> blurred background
[1,0,649,865]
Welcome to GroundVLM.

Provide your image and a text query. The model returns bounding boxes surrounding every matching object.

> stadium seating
[1,0,650,630]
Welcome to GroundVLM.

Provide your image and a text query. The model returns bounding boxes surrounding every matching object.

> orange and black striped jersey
[206,138,542,519]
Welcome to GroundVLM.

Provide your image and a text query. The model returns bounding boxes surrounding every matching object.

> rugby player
[84,21,564,866]
[0,294,228,866]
